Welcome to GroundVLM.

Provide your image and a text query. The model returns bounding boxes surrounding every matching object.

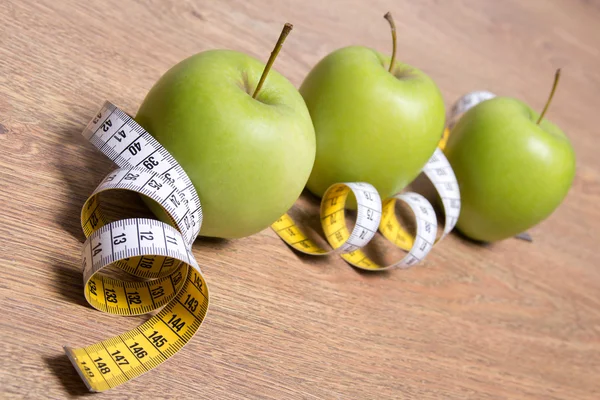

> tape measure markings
[82,102,202,235]
[81,219,190,318]
[67,91,489,391]
[271,146,457,271]
[66,102,209,392]
[84,166,197,245]
[421,149,461,237]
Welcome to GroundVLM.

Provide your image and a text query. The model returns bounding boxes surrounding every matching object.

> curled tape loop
[272,147,460,270]
[65,102,208,392]
[272,92,497,270]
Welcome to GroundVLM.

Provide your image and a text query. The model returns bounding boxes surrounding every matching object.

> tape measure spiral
[271,91,497,270]
[66,91,492,391]
[271,146,460,270]
[65,102,209,392]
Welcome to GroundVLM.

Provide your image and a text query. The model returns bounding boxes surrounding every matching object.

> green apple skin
[444,96,576,242]
[299,46,446,202]
[135,50,315,239]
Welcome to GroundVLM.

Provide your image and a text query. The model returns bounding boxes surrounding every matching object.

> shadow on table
[194,236,234,251]
[50,259,90,308]
[44,354,91,397]
[54,125,114,242]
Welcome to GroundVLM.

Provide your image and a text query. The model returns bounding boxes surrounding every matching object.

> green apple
[135,24,316,239]
[299,13,445,202]
[444,70,575,242]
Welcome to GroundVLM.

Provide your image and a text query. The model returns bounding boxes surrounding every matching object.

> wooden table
[1,0,599,398]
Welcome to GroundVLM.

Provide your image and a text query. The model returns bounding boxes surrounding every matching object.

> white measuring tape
[65,102,208,392]
[272,147,459,270]
[65,91,494,391]
[270,91,495,269]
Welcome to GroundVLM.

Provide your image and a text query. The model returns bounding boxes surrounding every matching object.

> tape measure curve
[269,90,497,270]
[65,102,208,392]
[66,92,493,391]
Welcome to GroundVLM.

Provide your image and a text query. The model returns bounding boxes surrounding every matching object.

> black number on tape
[162,172,175,184]
[92,242,102,256]
[148,179,162,190]
[111,350,130,366]
[105,288,117,303]
[129,342,147,358]
[172,270,183,286]
[88,280,97,296]
[127,292,142,304]
[139,256,154,269]
[93,357,111,374]
[151,286,165,299]
[128,142,142,156]
[114,129,126,142]
[140,231,153,241]
[113,233,126,245]
[89,213,99,228]
[149,331,168,347]
[143,156,159,170]
[101,120,112,132]
[168,314,186,332]
[184,294,198,312]
[82,362,95,378]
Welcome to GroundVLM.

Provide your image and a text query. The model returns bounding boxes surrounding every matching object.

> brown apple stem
[252,23,293,99]
[537,68,561,125]
[384,12,397,73]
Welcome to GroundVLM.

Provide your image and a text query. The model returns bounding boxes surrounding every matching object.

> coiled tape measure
[272,90,497,269]
[65,103,208,392]
[65,91,495,391]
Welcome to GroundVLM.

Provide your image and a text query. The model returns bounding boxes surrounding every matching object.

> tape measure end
[63,346,97,393]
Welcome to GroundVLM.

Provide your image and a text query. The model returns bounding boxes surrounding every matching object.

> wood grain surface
[1,0,599,398]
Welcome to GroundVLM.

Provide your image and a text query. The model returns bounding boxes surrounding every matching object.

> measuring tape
[66,91,494,392]
[65,102,208,392]
[271,91,498,269]
[271,149,458,269]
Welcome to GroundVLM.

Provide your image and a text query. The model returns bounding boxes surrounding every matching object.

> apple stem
[537,68,561,125]
[384,12,397,73]
[252,23,293,99]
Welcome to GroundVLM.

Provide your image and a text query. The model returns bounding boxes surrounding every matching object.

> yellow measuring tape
[272,92,498,269]
[65,103,208,392]
[66,91,494,391]
[272,160,448,269]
